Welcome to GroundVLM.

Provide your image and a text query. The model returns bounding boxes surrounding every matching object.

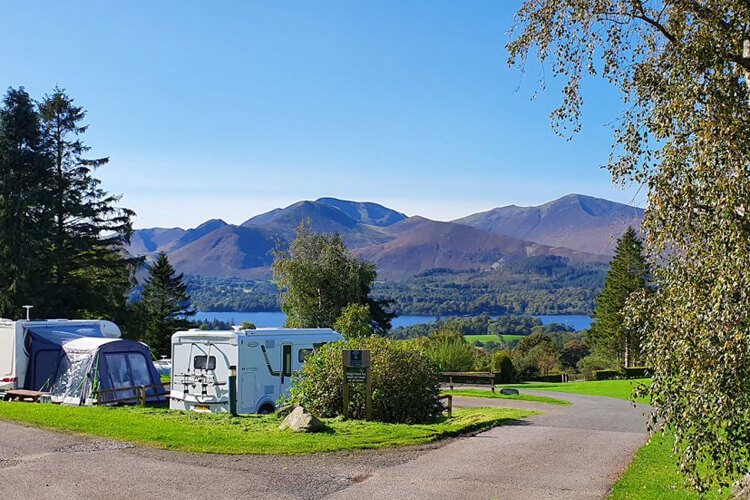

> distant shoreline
[193,311,593,331]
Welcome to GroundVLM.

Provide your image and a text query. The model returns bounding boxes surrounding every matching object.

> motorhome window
[193,355,216,370]
[298,348,313,362]
[282,345,292,377]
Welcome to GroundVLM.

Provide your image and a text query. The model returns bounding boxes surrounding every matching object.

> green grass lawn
[610,432,731,499]
[463,334,524,344]
[442,389,570,405]
[0,402,537,455]
[463,334,500,344]
[501,379,651,403]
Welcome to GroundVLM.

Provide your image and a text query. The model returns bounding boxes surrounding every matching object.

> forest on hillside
[187,255,608,315]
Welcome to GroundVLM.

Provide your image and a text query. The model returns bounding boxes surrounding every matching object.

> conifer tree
[138,252,195,357]
[38,87,135,317]
[0,88,54,318]
[586,227,649,366]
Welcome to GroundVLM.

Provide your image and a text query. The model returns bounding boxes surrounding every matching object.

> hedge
[593,367,651,380]
[593,369,621,380]
[623,366,649,378]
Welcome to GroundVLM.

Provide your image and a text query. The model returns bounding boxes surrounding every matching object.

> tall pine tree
[138,253,195,357]
[0,88,54,318]
[38,87,136,318]
[586,227,649,367]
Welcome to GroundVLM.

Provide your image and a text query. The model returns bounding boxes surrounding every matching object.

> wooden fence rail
[438,394,453,418]
[95,383,169,406]
[442,372,496,393]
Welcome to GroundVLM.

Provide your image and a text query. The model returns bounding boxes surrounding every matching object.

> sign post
[342,349,372,420]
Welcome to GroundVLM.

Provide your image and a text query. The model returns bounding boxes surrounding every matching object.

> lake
[194,311,593,331]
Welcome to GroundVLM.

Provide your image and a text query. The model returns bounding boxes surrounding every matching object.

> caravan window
[193,355,216,370]
[298,348,313,362]
[282,345,292,377]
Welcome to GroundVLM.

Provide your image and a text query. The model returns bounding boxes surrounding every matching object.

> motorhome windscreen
[194,355,216,370]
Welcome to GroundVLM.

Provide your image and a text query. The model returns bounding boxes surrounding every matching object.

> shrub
[286,337,444,424]
[491,351,516,383]
[424,340,477,372]
[593,369,621,381]
[333,303,372,339]
[527,373,566,383]
[576,353,618,379]
[623,366,649,379]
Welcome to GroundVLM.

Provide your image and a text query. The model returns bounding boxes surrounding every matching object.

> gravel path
[0,391,649,500]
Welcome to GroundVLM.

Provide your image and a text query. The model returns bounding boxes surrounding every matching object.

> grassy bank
[442,389,570,405]
[0,402,537,454]
[464,334,524,344]
[501,379,651,403]
[610,432,731,499]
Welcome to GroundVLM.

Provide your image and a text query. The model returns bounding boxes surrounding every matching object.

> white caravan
[0,318,121,393]
[170,328,343,414]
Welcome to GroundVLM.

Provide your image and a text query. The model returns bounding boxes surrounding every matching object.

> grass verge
[442,389,570,406]
[500,379,651,403]
[610,432,730,499]
[0,402,537,455]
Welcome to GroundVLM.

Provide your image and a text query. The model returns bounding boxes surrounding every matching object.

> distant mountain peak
[126,194,641,279]
[454,195,643,256]
[195,218,228,230]
[315,197,407,227]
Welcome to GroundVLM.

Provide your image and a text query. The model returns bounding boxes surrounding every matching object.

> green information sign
[342,349,373,420]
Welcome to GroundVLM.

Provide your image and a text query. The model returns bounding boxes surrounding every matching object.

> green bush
[333,303,373,339]
[491,351,516,383]
[286,337,444,424]
[576,353,618,379]
[623,366,649,378]
[423,340,477,372]
[527,373,566,383]
[593,369,621,381]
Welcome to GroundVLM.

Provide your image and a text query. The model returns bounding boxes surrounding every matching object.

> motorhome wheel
[258,403,275,414]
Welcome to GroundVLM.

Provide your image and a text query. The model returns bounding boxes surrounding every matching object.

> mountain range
[127,194,643,280]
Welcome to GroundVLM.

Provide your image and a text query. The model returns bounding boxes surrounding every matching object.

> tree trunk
[624,339,630,368]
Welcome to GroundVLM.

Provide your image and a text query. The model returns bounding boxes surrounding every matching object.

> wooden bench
[2,389,48,402]
[442,372,496,393]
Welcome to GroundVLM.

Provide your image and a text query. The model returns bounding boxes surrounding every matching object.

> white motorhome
[0,318,121,393]
[170,328,343,414]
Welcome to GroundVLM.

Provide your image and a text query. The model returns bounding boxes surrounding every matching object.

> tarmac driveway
[0,390,649,500]
[328,391,650,499]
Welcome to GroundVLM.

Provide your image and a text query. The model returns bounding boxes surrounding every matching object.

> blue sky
[1,1,643,228]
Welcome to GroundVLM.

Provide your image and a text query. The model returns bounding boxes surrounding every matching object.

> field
[463,334,525,344]
[442,389,570,405]
[0,403,536,455]
[501,379,651,403]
